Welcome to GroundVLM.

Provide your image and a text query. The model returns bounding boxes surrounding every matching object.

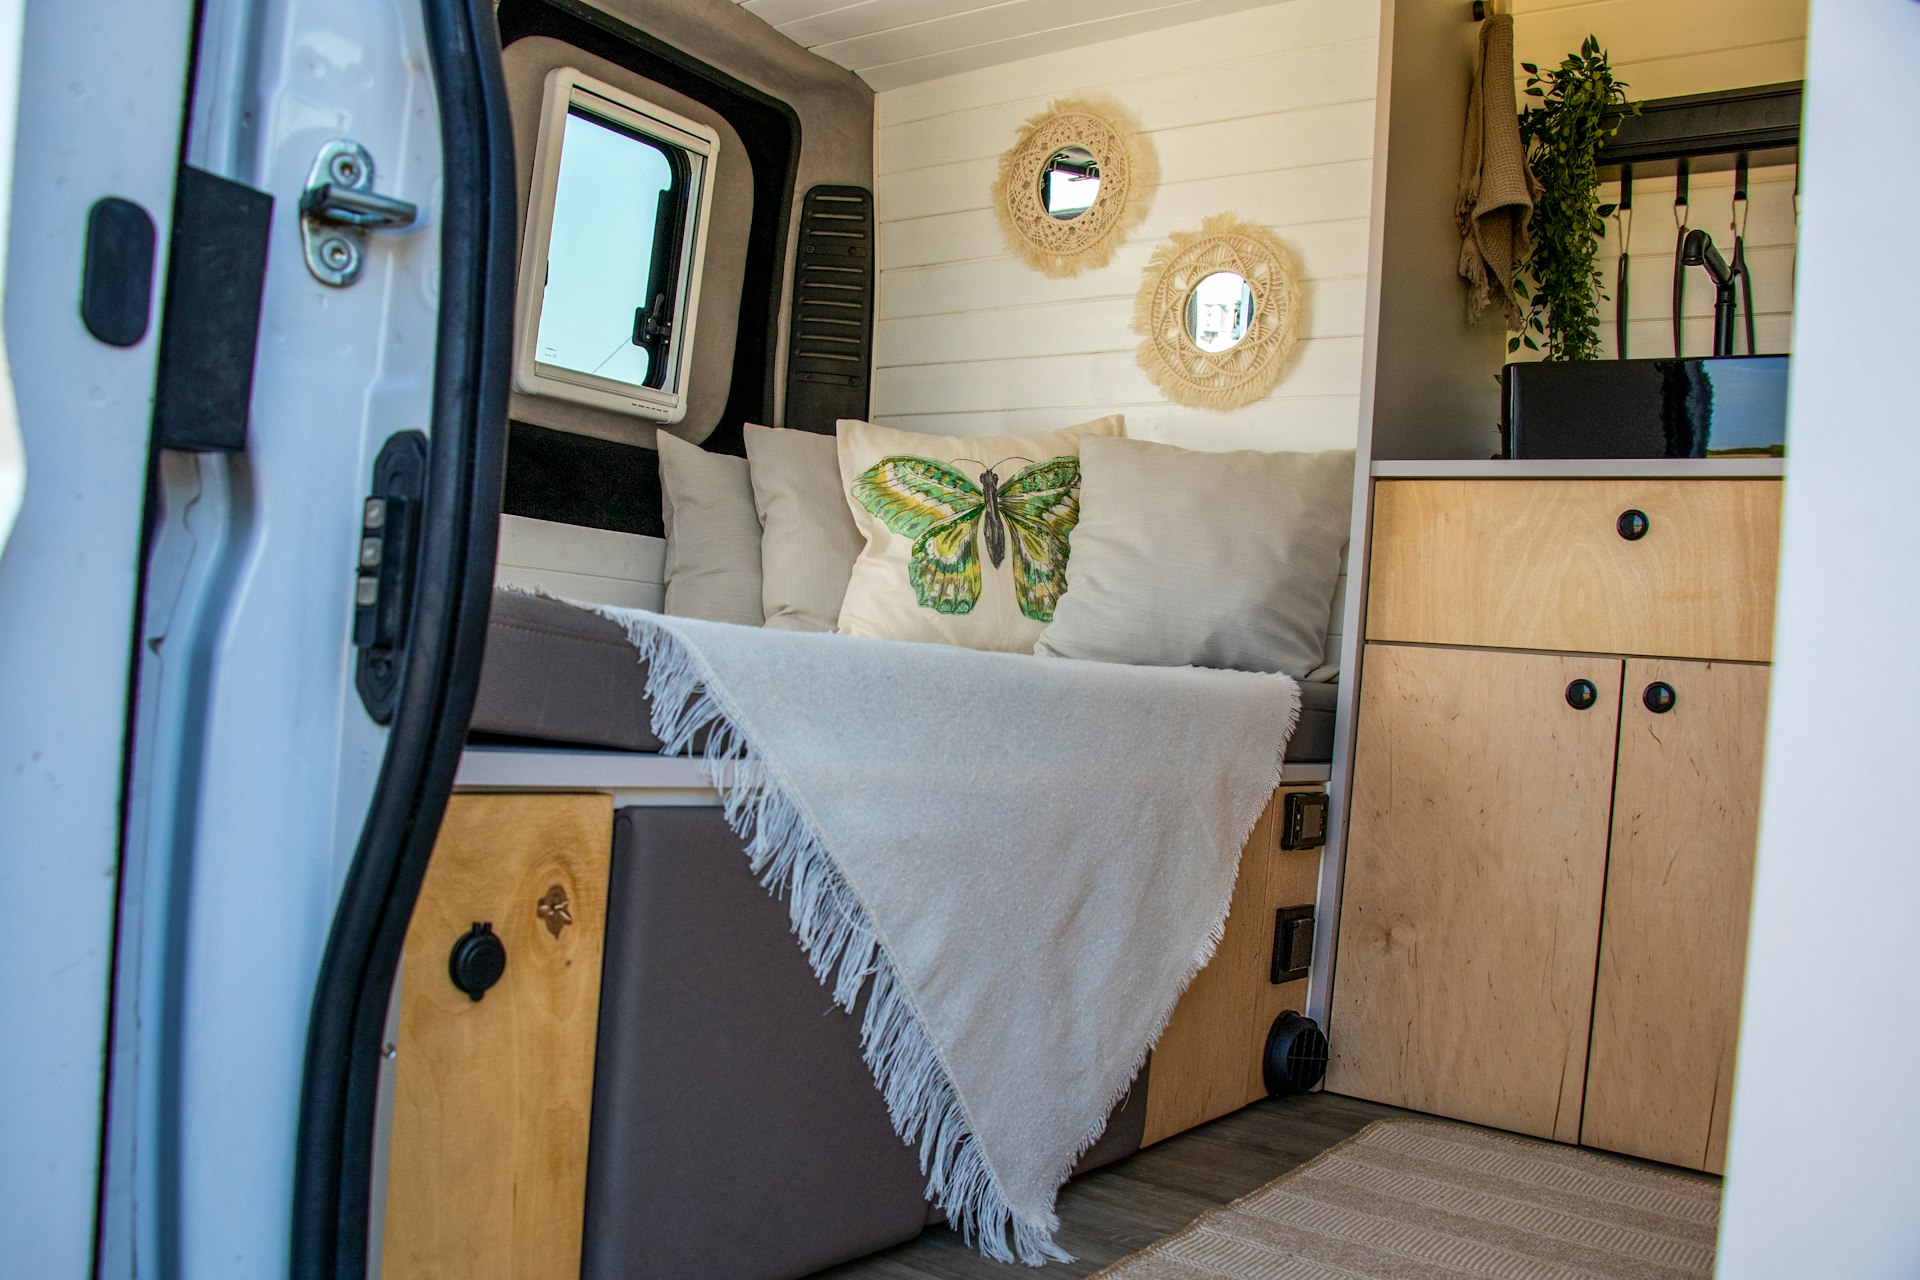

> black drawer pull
[1642,681,1677,714]
[1617,508,1651,541]
[1565,679,1599,711]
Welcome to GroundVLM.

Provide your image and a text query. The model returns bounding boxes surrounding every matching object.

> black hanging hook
[1616,164,1634,359]
[1731,152,1756,354]
[1672,158,1691,356]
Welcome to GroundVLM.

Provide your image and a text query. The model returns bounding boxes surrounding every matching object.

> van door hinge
[300,139,420,287]
[353,432,427,723]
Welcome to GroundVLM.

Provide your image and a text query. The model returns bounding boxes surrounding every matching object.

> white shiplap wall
[736,0,1287,90]
[1588,165,1797,361]
[871,0,1380,455]
[1511,0,1805,105]
[1508,0,1807,360]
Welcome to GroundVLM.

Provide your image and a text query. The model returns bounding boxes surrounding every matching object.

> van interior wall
[502,36,754,450]
[1362,0,1507,462]
[493,0,873,533]
[1505,0,1808,363]
[870,0,1381,453]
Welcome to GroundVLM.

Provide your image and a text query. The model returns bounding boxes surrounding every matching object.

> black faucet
[1680,228,1739,358]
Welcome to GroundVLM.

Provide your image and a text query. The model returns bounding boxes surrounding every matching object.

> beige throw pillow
[1035,438,1353,675]
[835,416,1124,652]
[744,424,862,632]
[657,432,764,626]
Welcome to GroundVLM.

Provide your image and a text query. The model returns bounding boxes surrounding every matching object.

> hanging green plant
[1513,36,1634,360]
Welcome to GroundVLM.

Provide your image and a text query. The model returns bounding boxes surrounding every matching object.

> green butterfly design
[850,453,1082,622]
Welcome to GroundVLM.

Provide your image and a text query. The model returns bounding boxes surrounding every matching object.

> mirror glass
[1184,271,1256,353]
[1039,146,1100,220]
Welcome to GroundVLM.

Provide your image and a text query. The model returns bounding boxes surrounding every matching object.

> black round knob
[1565,679,1599,711]
[1642,681,1678,714]
[449,922,506,1001]
[1617,509,1651,541]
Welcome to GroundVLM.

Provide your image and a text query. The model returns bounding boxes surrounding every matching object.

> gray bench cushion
[471,589,663,752]
[471,588,1338,762]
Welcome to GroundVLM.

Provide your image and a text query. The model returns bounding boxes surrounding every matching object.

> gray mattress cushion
[470,587,1338,762]
[470,589,662,751]
[585,807,931,1279]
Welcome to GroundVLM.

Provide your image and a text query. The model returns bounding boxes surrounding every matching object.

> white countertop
[1371,458,1784,479]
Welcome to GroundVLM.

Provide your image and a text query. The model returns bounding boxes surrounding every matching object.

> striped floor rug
[1092,1119,1719,1279]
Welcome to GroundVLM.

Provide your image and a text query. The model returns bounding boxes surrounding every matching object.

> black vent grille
[785,184,874,431]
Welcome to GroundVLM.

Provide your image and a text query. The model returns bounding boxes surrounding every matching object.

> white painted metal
[512,68,721,423]
[455,745,1329,803]
[0,0,196,1273]
[495,513,667,609]
[1717,1,1920,1274]
[94,0,448,1274]
[738,0,1290,90]
[0,0,20,559]
[457,745,724,796]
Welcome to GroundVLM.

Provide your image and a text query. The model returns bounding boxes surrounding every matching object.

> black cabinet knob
[1642,681,1678,714]
[449,922,506,1001]
[1565,679,1599,711]
[1617,509,1651,541]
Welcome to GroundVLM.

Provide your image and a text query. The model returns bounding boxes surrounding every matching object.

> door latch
[300,139,419,287]
[354,432,427,723]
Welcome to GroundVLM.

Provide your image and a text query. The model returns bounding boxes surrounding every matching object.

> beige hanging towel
[1458,12,1537,326]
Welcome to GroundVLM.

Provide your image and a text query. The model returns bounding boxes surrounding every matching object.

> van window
[515,69,719,424]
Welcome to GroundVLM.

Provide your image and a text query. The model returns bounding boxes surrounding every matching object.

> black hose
[1672,159,1690,357]
[1732,154,1756,354]
[1616,166,1632,359]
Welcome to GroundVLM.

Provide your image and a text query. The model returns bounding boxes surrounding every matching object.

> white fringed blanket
[592,607,1300,1264]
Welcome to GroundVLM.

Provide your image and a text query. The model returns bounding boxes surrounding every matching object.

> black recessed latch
[1280,791,1329,851]
[353,431,427,723]
[1271,905,1315,985]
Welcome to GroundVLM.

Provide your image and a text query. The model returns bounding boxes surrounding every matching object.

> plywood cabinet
[1582,659,1770,1173]
[382,793,613,1280]
[1332,476,1780,1172]
[1142,785,1325,1146]
[1327,645,1620,1142]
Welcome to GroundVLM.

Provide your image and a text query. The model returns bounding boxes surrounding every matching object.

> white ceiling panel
[736,0,1291,90]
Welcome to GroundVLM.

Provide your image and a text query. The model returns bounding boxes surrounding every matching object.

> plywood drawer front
[1366,479,1780,660]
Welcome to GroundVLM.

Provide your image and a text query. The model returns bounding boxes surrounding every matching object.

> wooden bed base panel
[1141,784,1327,1147]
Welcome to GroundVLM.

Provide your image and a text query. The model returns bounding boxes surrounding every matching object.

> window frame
[513,67,720,423]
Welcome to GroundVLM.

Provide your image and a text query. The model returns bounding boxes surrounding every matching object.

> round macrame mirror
[993,98,1155,278]
[1133,214,1302,411]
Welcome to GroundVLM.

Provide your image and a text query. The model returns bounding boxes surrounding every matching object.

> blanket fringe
[599,612,1072,1265]
[1041,665,1301,1205]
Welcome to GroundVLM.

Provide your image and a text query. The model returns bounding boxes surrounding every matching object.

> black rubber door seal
[288,0,516,1276]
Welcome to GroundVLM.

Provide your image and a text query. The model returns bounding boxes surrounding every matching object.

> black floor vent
[784,184,874,432]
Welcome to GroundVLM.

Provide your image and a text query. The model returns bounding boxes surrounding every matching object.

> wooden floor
[810,1093,1412,1279]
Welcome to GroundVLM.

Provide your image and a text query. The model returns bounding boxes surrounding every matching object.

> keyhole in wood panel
[537,884,573,939]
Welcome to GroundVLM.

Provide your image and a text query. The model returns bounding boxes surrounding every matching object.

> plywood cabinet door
[382,793,614,1280]
[1582,659,1770,1173]
[1328,644,1621,1142]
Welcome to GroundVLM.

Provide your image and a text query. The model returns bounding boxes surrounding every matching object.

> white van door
[0,0,515,1275]
[0,0,203,1274]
